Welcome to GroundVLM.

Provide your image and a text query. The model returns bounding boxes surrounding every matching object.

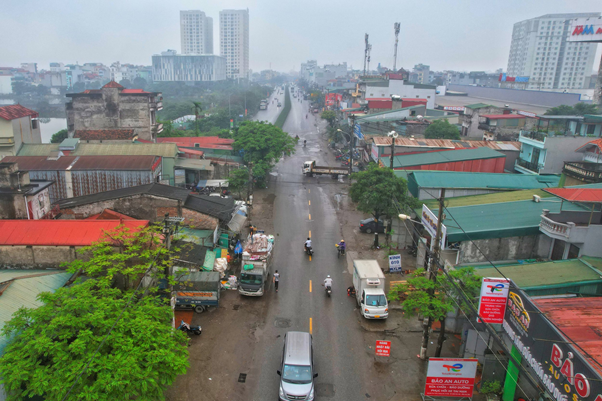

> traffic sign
[375,340,391,357]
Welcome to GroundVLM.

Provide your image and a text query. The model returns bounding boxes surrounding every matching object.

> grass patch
[274,85,292,129]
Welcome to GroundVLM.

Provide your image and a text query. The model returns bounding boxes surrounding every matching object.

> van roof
[285,331,312,366]
[353,260,384,279]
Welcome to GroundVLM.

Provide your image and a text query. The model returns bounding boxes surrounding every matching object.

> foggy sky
[1,0,600,73]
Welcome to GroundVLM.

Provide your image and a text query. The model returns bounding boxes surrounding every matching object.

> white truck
[302,160,350,178]
[352,260,388,319]
[238,233,274,297]
[259,99,268,110]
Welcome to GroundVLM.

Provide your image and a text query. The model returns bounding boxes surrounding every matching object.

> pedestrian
[273,270,280,292]
[249,224,256,243]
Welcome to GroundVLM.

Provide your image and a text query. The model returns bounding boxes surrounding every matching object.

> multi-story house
[65,81,163,142]
[0,105,41,158]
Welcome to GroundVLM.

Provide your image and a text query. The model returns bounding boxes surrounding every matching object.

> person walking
[273,270,280,292]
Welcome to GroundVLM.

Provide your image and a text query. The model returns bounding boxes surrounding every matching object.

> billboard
[499,73,529,83]
[325,93,342,107]
[421,205,446,250]
[568,17,602,43]
[477,278,510,324]
[425,358,478,398]
[443,106,465,112]
[503,288,602,401]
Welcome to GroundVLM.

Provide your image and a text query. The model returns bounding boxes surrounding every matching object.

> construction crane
[393,22,400,71]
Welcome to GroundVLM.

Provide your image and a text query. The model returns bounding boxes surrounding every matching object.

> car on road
[278,102,282,107]
[277,331,317,401]
[359,218,385,234]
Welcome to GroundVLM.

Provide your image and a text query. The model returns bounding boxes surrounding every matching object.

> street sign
[388,254,402,272]
[375,340,391,357]
[425,358,478,398]
[477,277,510,324]
[421,205,446,250]
[353,124,364,140]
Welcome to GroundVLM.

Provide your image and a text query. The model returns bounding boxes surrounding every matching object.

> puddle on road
[334,193,345,210]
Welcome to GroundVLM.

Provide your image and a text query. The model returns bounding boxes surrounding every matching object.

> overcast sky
[1,0,600,73]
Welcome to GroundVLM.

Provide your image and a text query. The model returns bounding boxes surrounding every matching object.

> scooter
[305,245,313,256]
[325,285,332,297]
[335,244,345,258]
[177,320,202,335]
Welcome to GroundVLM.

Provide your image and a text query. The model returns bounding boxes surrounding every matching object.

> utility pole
[388,130,398,170]
[247,162,253,206]
[419,188,446,360]
[349,115,356,176]
[393,22,400,71]
[366,44,372,74]
[363,34,369,76]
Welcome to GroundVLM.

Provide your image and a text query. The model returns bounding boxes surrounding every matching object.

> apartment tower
[507,13,600,90]
[180,10,213,55]
[219,9,249,79]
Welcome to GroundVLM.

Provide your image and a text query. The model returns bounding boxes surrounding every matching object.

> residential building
[219,9,250,79]
[461,103,506,138]
[180,10,214,55]
[0,75,13,94]
[381,147,506,172]
[0,105,41,158]
[152,50,226,82]
[563,137,602,185]
[358,76,437,108]
[324,63,348,78]
[0,162,54,219]
[1,155,162,203]
[65,81,163,142]
[411,64,430,84]
[73,129,137,143]
[478,113,538,141]
[507,13,601,90]
[300,60,318,82]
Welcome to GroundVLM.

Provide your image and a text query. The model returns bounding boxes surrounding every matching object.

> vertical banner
[425,358,478,398]
[375,340,391,357]
[477,278,510,324]
[388,255,402,273]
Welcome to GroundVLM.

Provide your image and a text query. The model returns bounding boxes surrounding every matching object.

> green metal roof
[470,258,602,290]
[584,114,602,123]
[0,270,73,354]
[382,147,504,169]
[356,105,424,121]
[17,143,178,158]
[407,171,560,196]
[59,138,80,148]
[17,143,60,156]
[465,103,493,110]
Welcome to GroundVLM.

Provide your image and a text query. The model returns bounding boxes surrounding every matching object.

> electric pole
[393,22,400,71]
[419,188,446,360]
[388,130,398,170]
[349,115,356,176]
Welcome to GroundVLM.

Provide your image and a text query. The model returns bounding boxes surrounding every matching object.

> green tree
[227,168,250,200]
[424,119,461,140]
[118,78,132,88]
[573,102,599,116]
[231,121,296,187]
[72,81,86,93]
[132,77,147,90]
[50,129,68,143]
[388,268,481,357]
[544,104,576,115]
[0,280,189,401]
[321,110,337,128]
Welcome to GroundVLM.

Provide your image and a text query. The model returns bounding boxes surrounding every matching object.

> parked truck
[352,260,388,319]
[173,271,220,313]
[302,160,350,178]
[238,233,275,296]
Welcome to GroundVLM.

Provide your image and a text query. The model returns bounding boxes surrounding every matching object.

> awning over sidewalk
[197,179,229,188]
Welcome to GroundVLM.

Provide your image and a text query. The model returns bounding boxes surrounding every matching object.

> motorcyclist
[304,237,312,253]
[337,239,346,252]
[303,139,307,147]
[324,275,333,290]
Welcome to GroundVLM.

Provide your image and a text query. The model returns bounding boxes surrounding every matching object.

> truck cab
[353,260,389,319]
[238,267,266,296]
[360,287,389,319]
[302,161,315,175]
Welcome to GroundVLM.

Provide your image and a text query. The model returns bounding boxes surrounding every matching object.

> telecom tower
[393,22,400,71]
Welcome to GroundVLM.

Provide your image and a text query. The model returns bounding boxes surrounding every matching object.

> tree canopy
[227,168,250,200]
[320,110,337,128]
[424,119,461,140]
[545,102,599,116]
[349,163,416,220]
[50,128,68,143]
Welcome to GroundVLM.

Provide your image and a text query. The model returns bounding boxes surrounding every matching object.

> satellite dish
[417,115,424,120]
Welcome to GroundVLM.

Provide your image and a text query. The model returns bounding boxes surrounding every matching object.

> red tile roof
[534,297,602,376]
[543,188,602,203]
[0,219,149,246]
[179,148,205,157]
[481,114,526,119]
[1,155,160,171]
[0,104,39,121]
[86,209,137,220]
[122,89,151,94]
[103,80,124,89]
[74,129,135,140]
[575,138,602,152]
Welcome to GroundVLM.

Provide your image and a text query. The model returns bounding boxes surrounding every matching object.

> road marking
[309,318,313,334]
[309,255,312,262]
[308,189,310,193]
[309,230,311,238]
[308,200,311,206]
[309,280,312,292]
[309,214,311,220]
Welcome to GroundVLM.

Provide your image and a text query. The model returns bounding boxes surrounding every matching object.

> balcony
[539,214,589,244]
[478,123,495,132]
[150,101,163,111]
[0,137,15,146]
[520,131,547,142]
[563,162,602,183]
[515,158,542,174]
[152,123,164,134]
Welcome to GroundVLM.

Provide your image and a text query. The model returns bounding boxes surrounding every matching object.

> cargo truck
[238,234,275,296]
[259,99,268,110]
[173,271,220,313]
[302,160,350,178]
[352,260,388,319]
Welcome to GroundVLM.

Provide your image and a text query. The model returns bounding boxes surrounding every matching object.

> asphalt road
[254,88,285,124]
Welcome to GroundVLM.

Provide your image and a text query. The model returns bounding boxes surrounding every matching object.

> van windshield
[282,364,312,384]
[366,294,387,307]
[240,273,262,285]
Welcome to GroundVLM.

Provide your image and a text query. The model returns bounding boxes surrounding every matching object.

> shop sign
[477,278,510,324]
[421,205,446,250]
[443,106,465,112]
[375,340,391,357]
[503,287,602,401]
[388,254,402,272]
[518,110,537,118]
[424,358,478,398]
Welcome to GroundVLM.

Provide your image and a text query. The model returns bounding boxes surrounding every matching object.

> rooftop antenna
[366,44,372,74]
[363,34,369,76]
[393,22,400,71]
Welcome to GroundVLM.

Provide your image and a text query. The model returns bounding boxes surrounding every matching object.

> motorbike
[407,244,417,257]
[177,320,202,335]
[335,244,345,258]
[325,285,332,297]
[305,245,313,256]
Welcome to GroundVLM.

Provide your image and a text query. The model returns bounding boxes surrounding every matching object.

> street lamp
[398,214,421,224]
[388,130,398,170]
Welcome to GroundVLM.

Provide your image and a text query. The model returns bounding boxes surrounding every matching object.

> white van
[277,331,317,400]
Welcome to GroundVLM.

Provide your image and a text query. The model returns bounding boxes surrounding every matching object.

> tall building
[180,10,213,55]
[507,13,600,90]
[152,50,226,82]
[219,9,249,79]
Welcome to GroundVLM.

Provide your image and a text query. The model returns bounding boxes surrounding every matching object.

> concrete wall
[457,234,551,264]
[448,84,586,107]
[462,106,503,138]
[0,245,81,268]
[581,225,602,258]
[542,136,593,174]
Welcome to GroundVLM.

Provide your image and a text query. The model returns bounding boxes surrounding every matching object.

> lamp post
[388,130,398,170]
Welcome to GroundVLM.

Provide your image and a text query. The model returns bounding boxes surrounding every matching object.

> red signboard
[375,340,391,357]
[425,358,478,398]
[477,278,510,324]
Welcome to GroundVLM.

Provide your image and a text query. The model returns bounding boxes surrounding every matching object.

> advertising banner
[375,340,391,357]
[503,287,602,401]
[421,205,446,250]
[388,254,402,273]
[443,106,466,112]
[477,278,510,324]
[353,124,364,140]
[568,18,602,42]
[424,358,478,398]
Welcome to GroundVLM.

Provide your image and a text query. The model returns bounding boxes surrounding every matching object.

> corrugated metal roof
[372,137,520,151]
[0,220,149,246]
[543,188,602,203]
[157,136,234,149]
[481,114,526,119]
[534,297,602,376]
[2,155,159,171]
[175,159,214,171]
[0,270,73,354]
[409,171,560,190]
[17,144,61,156]
[381,147,504,168]
[17,143,178,158]
[464,103,493,110]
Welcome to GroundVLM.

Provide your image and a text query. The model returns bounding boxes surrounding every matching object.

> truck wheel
[194,305,206,313]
